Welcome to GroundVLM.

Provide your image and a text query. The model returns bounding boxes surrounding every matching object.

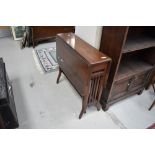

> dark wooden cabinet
[31,26,75,47]
[56,33,111,119]
[0,58,19,129]
[100,26,155,110]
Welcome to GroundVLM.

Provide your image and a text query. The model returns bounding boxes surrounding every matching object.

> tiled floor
[0,37,155,128]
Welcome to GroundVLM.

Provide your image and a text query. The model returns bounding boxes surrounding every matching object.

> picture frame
[11,26,26,40]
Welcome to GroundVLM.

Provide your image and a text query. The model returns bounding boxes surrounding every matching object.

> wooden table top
[57,33,111,66]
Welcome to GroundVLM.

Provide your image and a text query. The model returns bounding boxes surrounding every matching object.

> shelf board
[115,57,153,81]
[123,36,155,53]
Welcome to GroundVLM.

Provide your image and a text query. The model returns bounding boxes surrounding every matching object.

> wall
[75,26,102,49]
[0,26,11,38]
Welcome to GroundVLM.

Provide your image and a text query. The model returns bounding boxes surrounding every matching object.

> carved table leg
[79,95,89,119]
[56,67,62,84]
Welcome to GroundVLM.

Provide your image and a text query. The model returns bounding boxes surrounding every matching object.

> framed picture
[11,26,26,40]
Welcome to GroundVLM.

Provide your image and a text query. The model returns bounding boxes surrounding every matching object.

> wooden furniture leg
[32,39,35,48]
[56,67,62,84]
[148,83,155,111]
[149,100,155,111]
[102,103,110,111]
[96,102,101,111]
[79,95,89,119]
[137,89,143,95]
[152,84,155,92]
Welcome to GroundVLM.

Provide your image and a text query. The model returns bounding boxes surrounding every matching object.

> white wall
[75,26,102,49]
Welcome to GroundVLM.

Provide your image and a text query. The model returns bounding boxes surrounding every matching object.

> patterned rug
[32,47,58,73]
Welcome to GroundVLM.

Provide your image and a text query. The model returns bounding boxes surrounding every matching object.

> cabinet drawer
[91,63,107,73]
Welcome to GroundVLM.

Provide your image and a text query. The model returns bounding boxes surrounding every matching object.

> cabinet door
[110,77,133,100]
[130,71,150,90]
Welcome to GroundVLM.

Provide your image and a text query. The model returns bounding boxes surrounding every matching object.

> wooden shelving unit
[99,26,155,110]
[115,57,153,81]
[123,35,155,53]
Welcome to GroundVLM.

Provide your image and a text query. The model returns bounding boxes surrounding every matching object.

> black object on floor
[148,74,155,111]
[0,58,19,129]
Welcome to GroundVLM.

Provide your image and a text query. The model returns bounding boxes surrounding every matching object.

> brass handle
[127,83,130,91]
[127,78,133,91]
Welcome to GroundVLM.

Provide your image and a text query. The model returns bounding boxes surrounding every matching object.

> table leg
[79,95,89,119]
[149,100,155,111]
[152,84,155,93]
[56,67,62,84]
[32,40,35,48]
[96,102,101,111]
